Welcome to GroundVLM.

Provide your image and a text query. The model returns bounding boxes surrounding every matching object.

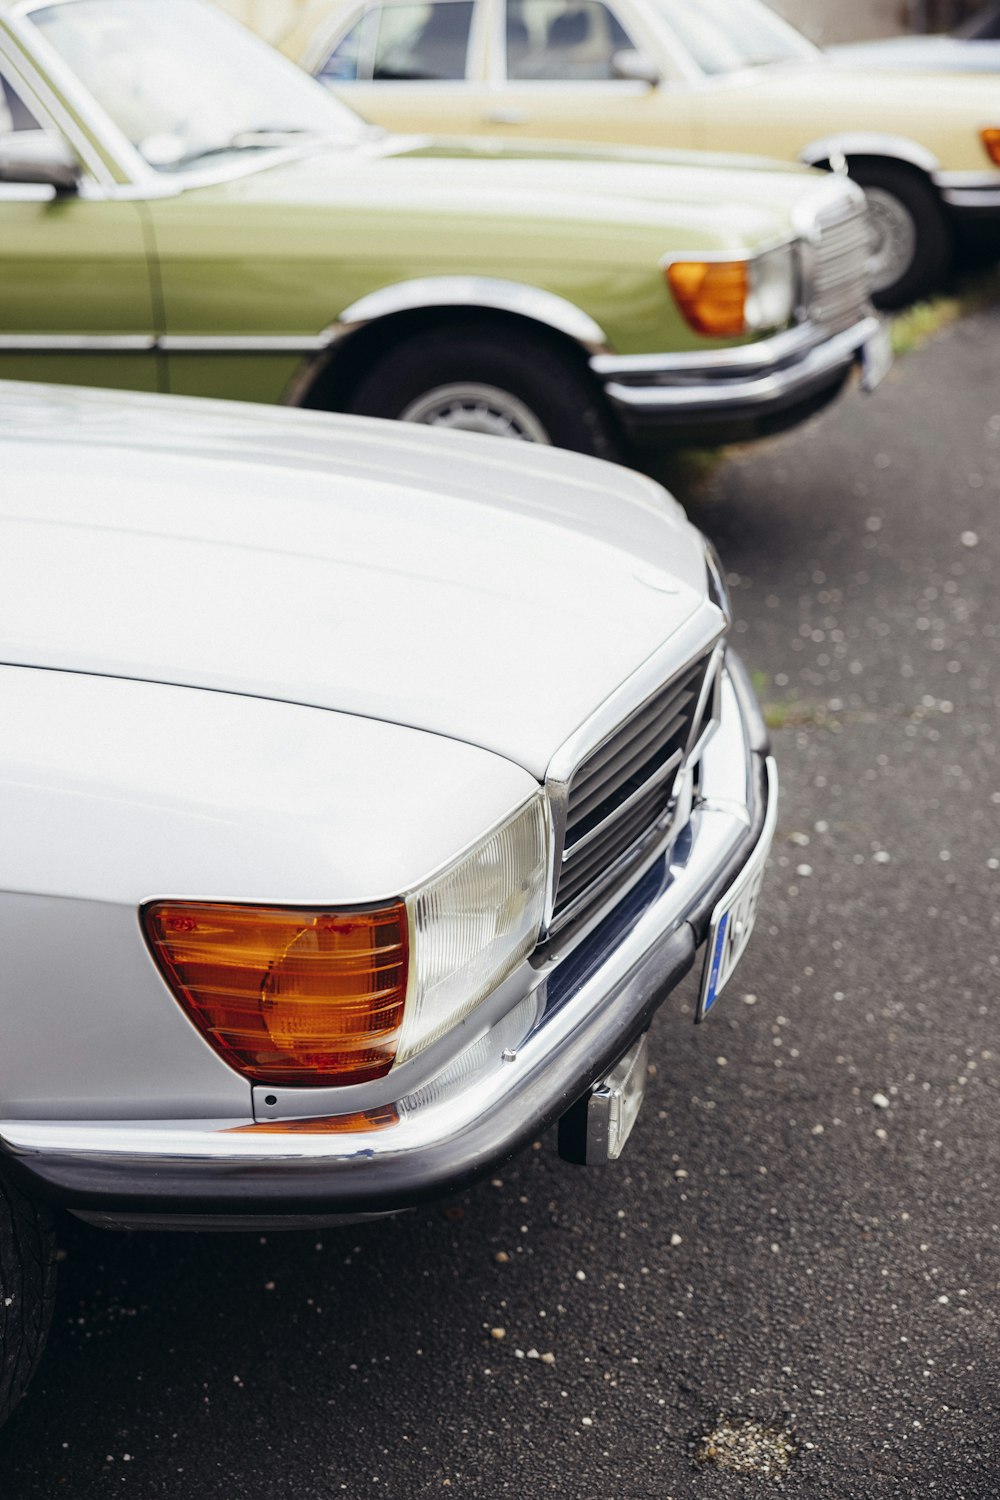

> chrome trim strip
[0,675,771,1187]
[0,333,156,351]
[159,333,334,353]
[0,334,334,354]
[336,277,611,352]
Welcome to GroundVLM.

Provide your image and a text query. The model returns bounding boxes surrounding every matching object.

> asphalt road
[1,304,999,1499]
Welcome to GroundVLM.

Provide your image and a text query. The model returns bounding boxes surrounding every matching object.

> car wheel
[347,326,620,460]
[847,160,952,310]
[0,1169,56,1426]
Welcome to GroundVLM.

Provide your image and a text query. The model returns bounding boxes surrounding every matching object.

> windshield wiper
[156,126,334,171]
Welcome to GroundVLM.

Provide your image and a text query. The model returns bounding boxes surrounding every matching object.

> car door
[315,0,490,135]
[479,0,701,148]
[0,62,160,393]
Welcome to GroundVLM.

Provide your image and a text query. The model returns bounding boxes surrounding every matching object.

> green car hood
[183,136,833,256]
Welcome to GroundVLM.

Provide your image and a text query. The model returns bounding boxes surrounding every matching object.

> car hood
[0,384,713,781]
[185,134,830,251]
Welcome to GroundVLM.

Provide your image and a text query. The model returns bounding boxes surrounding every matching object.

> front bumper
[934,170,1000,219]
[593,315,888,446]
[2,661,775,1228]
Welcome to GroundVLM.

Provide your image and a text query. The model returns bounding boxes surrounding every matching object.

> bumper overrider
[594,314,890,446]
[2,658,776,1228]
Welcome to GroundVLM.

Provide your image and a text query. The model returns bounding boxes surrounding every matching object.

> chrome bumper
[934,170,1000,215]
[594,315,888,442]
[1,660,775,1228]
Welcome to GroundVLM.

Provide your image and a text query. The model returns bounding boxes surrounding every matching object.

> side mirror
[0,129,80,192]
[611,49,661,86]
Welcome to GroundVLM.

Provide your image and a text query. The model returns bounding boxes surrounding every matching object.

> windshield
[28,0,368,173]
[649,0,817,74]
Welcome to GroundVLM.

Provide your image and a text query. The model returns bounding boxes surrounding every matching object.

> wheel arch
[800,132,941,177]
[284,277,612,411]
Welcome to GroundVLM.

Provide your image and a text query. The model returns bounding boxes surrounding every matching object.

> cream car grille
[810,198,872,331]
[550,648,719,935]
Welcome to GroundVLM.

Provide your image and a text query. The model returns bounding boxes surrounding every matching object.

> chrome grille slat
[563,747,685,861]
[566,707,692,832]
[810,198,871,332]
[568,663,703,790]
[557,784,674,907]
[550,648,719,933]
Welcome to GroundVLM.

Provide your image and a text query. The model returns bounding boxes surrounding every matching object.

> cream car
[283,0,1000,306]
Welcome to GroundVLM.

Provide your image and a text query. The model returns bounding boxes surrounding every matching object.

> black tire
[847,159,953,310]
[347,324,620,461]
[0,1169,56,1426]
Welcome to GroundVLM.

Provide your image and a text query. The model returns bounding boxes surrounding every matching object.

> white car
[0,382,776,1418]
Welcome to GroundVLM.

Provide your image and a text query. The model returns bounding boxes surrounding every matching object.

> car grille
[550,648,719,934]
[810,196,871,332]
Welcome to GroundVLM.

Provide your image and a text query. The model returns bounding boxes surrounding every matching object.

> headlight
[398,793,549,1064]
[745,243,797,333]
[665,243,797,338]
[981,127,1000,166]
[143,793,549,1087]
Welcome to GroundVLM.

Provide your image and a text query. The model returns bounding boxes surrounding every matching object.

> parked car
[830,2,1000,73]
[0,0,887,463]
[284,0,1000,306]
[0,378,778,1418]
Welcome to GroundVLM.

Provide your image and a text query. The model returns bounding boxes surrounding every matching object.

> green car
[0,0,888,459]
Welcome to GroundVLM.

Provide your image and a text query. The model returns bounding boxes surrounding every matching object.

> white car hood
[0,385,711,779]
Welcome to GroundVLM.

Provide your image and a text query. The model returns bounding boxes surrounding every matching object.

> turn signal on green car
[666,245,798,340]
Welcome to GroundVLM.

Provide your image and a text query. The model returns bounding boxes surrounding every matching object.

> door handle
[486,108,530,125]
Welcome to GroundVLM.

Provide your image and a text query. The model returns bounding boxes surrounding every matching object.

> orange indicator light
[666,260,749,338]
[143,900,409,1087]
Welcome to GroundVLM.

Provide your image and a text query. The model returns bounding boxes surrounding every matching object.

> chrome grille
[810,197,871,332]
[551,650,718,933]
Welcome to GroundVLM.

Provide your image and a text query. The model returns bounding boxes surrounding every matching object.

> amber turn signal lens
[981,128,1000,166]
[230,1105,399,1134]
[666,260,749,338]
[143,901,409,1087]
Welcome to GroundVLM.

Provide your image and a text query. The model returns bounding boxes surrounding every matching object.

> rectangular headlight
[397,793,549,1065]
[745,243,797,333]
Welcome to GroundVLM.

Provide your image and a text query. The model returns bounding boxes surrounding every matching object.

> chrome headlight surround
[745,242,798,334]
[396,792,549,1066]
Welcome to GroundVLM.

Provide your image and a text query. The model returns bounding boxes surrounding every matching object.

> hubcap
[399,382,550,443]
[862,186,918,295]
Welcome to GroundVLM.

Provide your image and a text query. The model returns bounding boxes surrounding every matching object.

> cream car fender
[799,133,940,175]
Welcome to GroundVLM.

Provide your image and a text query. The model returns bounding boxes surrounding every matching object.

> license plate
[860,320,893,392]
[697,759,779,1022]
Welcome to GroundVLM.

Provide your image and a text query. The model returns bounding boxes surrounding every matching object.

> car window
[318,10,378,81]
[28,0,365,174]
[505,0,636,81]
[370,1,475,80]
[644,0,815,73]
[0,74,43,133]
